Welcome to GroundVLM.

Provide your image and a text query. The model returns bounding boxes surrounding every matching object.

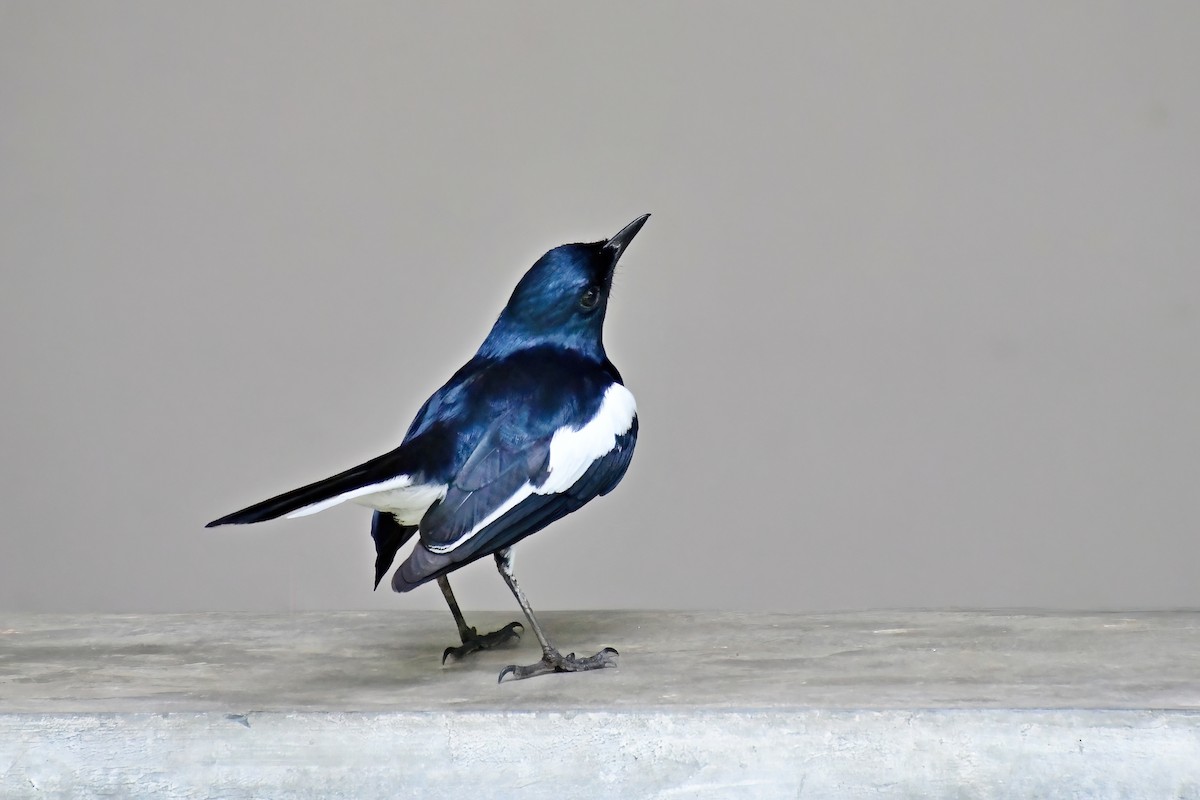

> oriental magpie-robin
[208,215,649,681]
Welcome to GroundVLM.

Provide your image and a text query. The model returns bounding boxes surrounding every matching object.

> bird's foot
[497,646,619,682]
[442,622,523,664]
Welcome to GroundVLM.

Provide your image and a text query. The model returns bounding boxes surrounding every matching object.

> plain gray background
[2,3,1197,614]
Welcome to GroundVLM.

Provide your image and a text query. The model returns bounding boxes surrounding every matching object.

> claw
[497,646,620,682]
[442,621,524,665]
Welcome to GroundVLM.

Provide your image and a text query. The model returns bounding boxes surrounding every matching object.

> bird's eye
[579,286,601,310]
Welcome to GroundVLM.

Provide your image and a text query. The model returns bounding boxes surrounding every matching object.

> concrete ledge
[2,611,1199,798]
[8,709,1200,799]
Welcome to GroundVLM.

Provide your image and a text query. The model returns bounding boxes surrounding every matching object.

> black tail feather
[205,445,415,527]
[371,511,418,590]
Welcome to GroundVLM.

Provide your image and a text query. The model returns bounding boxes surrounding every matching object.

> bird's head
[478,214,649,361]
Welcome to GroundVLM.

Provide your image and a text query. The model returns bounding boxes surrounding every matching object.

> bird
[207,214,649,681]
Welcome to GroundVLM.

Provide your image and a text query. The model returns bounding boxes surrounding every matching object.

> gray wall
[3,3,1197,614]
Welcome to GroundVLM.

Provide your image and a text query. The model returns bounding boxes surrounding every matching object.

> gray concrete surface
[2,610,1199,798]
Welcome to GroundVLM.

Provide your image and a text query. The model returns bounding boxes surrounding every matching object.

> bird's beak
[602,214,651,262]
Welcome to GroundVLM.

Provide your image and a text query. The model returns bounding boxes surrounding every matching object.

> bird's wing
[390,386,637,591]
[415,409,554,554]
[452,416,638,559]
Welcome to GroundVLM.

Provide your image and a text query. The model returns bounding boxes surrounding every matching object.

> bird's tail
[206,447,414,527]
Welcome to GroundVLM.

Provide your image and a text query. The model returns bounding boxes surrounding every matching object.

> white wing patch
[538,383,637,495]
[426,382,636,555]
[284,474,447,523]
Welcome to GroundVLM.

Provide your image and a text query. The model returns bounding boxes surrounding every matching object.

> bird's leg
[437,575,522,664]
[494,548,619,682]
[438,575,476,642]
